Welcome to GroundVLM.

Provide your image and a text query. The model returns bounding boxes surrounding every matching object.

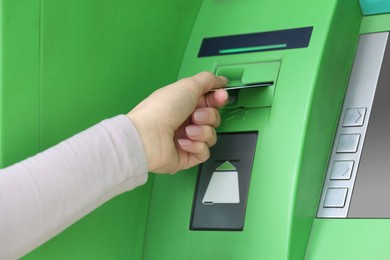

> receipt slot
[190,132,257,231]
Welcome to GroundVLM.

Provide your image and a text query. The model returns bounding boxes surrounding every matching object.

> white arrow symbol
[354,110,362,123]
[342,165,350,176]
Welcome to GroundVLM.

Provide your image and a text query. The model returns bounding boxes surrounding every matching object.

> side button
[336,134,361,153]
[330,160,354,180]
[324,188,348,208]
[342,108,366,127]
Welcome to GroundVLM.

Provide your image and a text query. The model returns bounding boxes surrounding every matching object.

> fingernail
[223,89,228,101]
[186,125,202,137]
[193,110,208,122]
[178,139,192,146]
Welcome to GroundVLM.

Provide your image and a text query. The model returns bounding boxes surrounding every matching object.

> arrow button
[343,108,367,127]
[330,160,354,180]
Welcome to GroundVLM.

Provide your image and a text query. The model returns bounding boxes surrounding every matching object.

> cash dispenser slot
[190,61,280,231]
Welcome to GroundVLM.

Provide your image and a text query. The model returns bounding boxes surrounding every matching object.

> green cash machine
[2,0,390,259]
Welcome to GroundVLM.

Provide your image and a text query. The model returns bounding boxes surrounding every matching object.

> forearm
[0,115,148,259]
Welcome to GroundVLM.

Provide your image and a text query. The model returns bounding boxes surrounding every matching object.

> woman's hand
[127,72,228,174]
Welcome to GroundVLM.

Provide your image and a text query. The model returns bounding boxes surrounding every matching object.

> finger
[187,71,228,95]
[194,71,228,94]
[192,108,221,128]
[177,139,210,165]
[185,125,217,147]
[197,88,228,108]
[174,117,192,139]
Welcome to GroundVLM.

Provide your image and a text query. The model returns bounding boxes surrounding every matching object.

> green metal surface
[0,0,41,167]
[360,13,390,33]
[291,1,361,258]
[1,0,202,259]
[307,219,390,260]
[143,1,361,259]
[306,13,390,260]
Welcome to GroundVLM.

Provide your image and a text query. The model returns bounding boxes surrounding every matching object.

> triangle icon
[216,161,236,171]
[202,171,240,204]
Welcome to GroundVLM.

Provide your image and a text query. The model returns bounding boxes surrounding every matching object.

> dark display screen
[198,27,313,57]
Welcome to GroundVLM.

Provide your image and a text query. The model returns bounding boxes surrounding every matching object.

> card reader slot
[215,62,280,108]
[221,82,274,105]
[226,81,273,91]
[213,81,273,92]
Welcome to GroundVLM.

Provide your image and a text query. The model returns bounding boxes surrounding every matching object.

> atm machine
[2,0,390,259]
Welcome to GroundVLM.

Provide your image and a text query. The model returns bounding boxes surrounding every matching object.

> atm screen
[348,37,390,218]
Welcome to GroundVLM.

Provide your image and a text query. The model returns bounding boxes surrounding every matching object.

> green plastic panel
[307,219,390,259]
[1,0,202,259]
[143,1,361,259]
[0,0,41,167]
[360,13,390,33]
[306,13,390,260]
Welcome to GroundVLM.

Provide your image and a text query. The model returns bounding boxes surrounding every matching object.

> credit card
[213,82,273,91]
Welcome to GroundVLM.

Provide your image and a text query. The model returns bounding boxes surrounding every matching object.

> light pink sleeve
[0,115,148,259]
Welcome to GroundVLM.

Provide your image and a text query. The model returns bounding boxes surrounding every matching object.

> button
[330,160,354,180]
[324,188,348,208]
[336,134,360,153]
[343,108,367,127]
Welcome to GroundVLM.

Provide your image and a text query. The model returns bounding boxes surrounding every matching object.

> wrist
[126,112,160,173]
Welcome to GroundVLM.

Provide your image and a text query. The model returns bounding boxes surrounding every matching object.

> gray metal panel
[317,32,389,218]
